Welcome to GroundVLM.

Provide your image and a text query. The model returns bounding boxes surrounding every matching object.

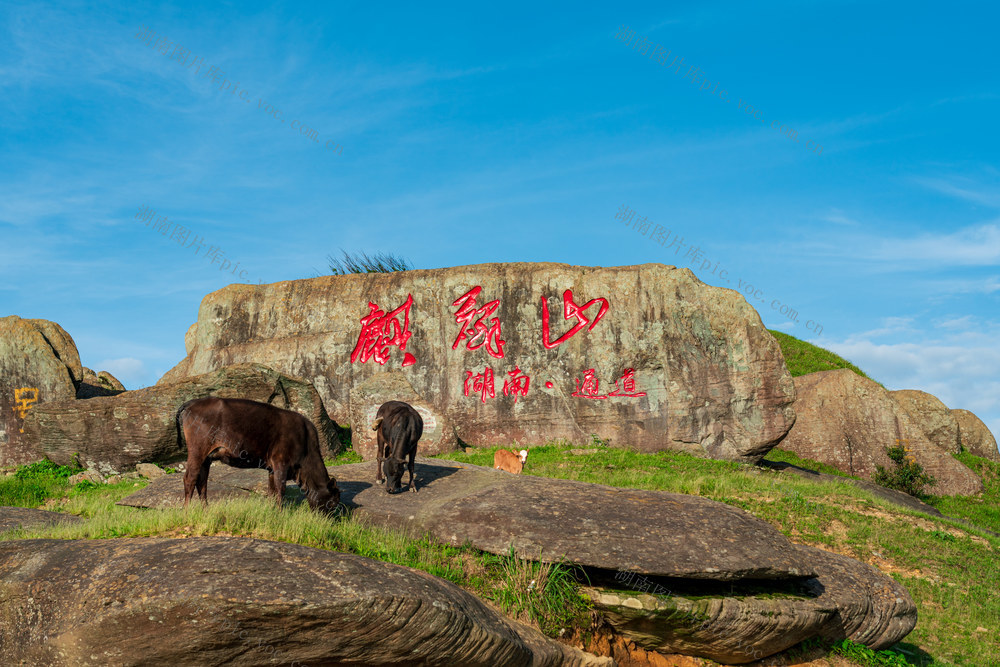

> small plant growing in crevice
[873,445,937,499]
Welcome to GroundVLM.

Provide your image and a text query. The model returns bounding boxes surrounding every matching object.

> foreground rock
[0,507,82,534]
[0,317,81,466]
[23,363,341,474]
[158,262,796,463]
[124,458,814,580]
[0,537,609,666]
[952,409,1000,462]
[121,459,915,661]
[584,545,916,663]
[781,370,981,496]
[349,371,459,459]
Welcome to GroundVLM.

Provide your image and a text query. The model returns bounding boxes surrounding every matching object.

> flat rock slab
[0,506,82,534]
[0,537,609,667]
[116,465,270,509]
[121,458,816,580]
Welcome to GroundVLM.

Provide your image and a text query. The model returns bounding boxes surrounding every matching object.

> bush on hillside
[873,445,937,499]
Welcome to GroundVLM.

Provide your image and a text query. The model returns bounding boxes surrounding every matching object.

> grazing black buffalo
[177,397,340,514]
[372,401,422,493]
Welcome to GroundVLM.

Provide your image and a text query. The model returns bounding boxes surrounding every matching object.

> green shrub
[873,445,937,499]
[13,459,81,480]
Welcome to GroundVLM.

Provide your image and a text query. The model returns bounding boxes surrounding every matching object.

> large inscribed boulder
[159,263,795,462]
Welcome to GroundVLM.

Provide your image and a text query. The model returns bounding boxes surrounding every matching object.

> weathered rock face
[158,263,796,463]
[0,316,80,466]
[23,363,342,474]
[584,545,916,664]
[0,537,609,667]
[780,370,981,496]
[0,506,81,534]
[952,409,1000,462]
[348,371,459,459]
[891,390,960,454]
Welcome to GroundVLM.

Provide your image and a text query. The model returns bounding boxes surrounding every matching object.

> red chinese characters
[350,294,417,367]
[464,367,496,403]
[502,366,530,402]
[452,286,505,358]
[463,365,532,403]
[608,368,646,397]
[571,369,607,399]
[541,289,609,349]
[571,368,646,400]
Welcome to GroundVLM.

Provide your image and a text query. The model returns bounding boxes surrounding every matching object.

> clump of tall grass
[327,250,412,275]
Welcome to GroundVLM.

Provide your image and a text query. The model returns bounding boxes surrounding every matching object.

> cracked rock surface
[0,536,611,667]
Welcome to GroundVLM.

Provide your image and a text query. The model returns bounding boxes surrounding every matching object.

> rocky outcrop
[890,390,960,454]
[0,506,81,534]
[952,409,1000,462]
[781,370,981,496]
[158,263,796,463]
[23,363,342,474]
[0,537,610,666]
[76,366,127,399]
[348,371,459,459]
[0,316,80,466]
[120,459,916,661]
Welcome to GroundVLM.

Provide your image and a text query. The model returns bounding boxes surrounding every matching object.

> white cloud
[866,223,1000,266]
[820,335,1000,447]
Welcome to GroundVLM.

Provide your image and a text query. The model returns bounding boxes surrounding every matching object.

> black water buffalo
[177,397,340,514]
[372,401,422,493]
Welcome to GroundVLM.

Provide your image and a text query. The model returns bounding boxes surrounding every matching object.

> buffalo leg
[194,459,212,506]
[375,439,386,485]
[407,447,417,493]
[271,466,289,509]
[183,460,200,507]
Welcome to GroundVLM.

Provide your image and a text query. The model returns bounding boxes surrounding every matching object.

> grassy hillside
[4,446,998,666]
[769,329,875,380]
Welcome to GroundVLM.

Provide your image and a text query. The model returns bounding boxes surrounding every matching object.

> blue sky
[2,1,997,442]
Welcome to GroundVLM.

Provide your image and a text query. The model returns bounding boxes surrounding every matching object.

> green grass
[926,453,1000,534]
[0,459,84,507]
[762,446,858,478]
[5,444,999,665]
[769,329,876,381]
